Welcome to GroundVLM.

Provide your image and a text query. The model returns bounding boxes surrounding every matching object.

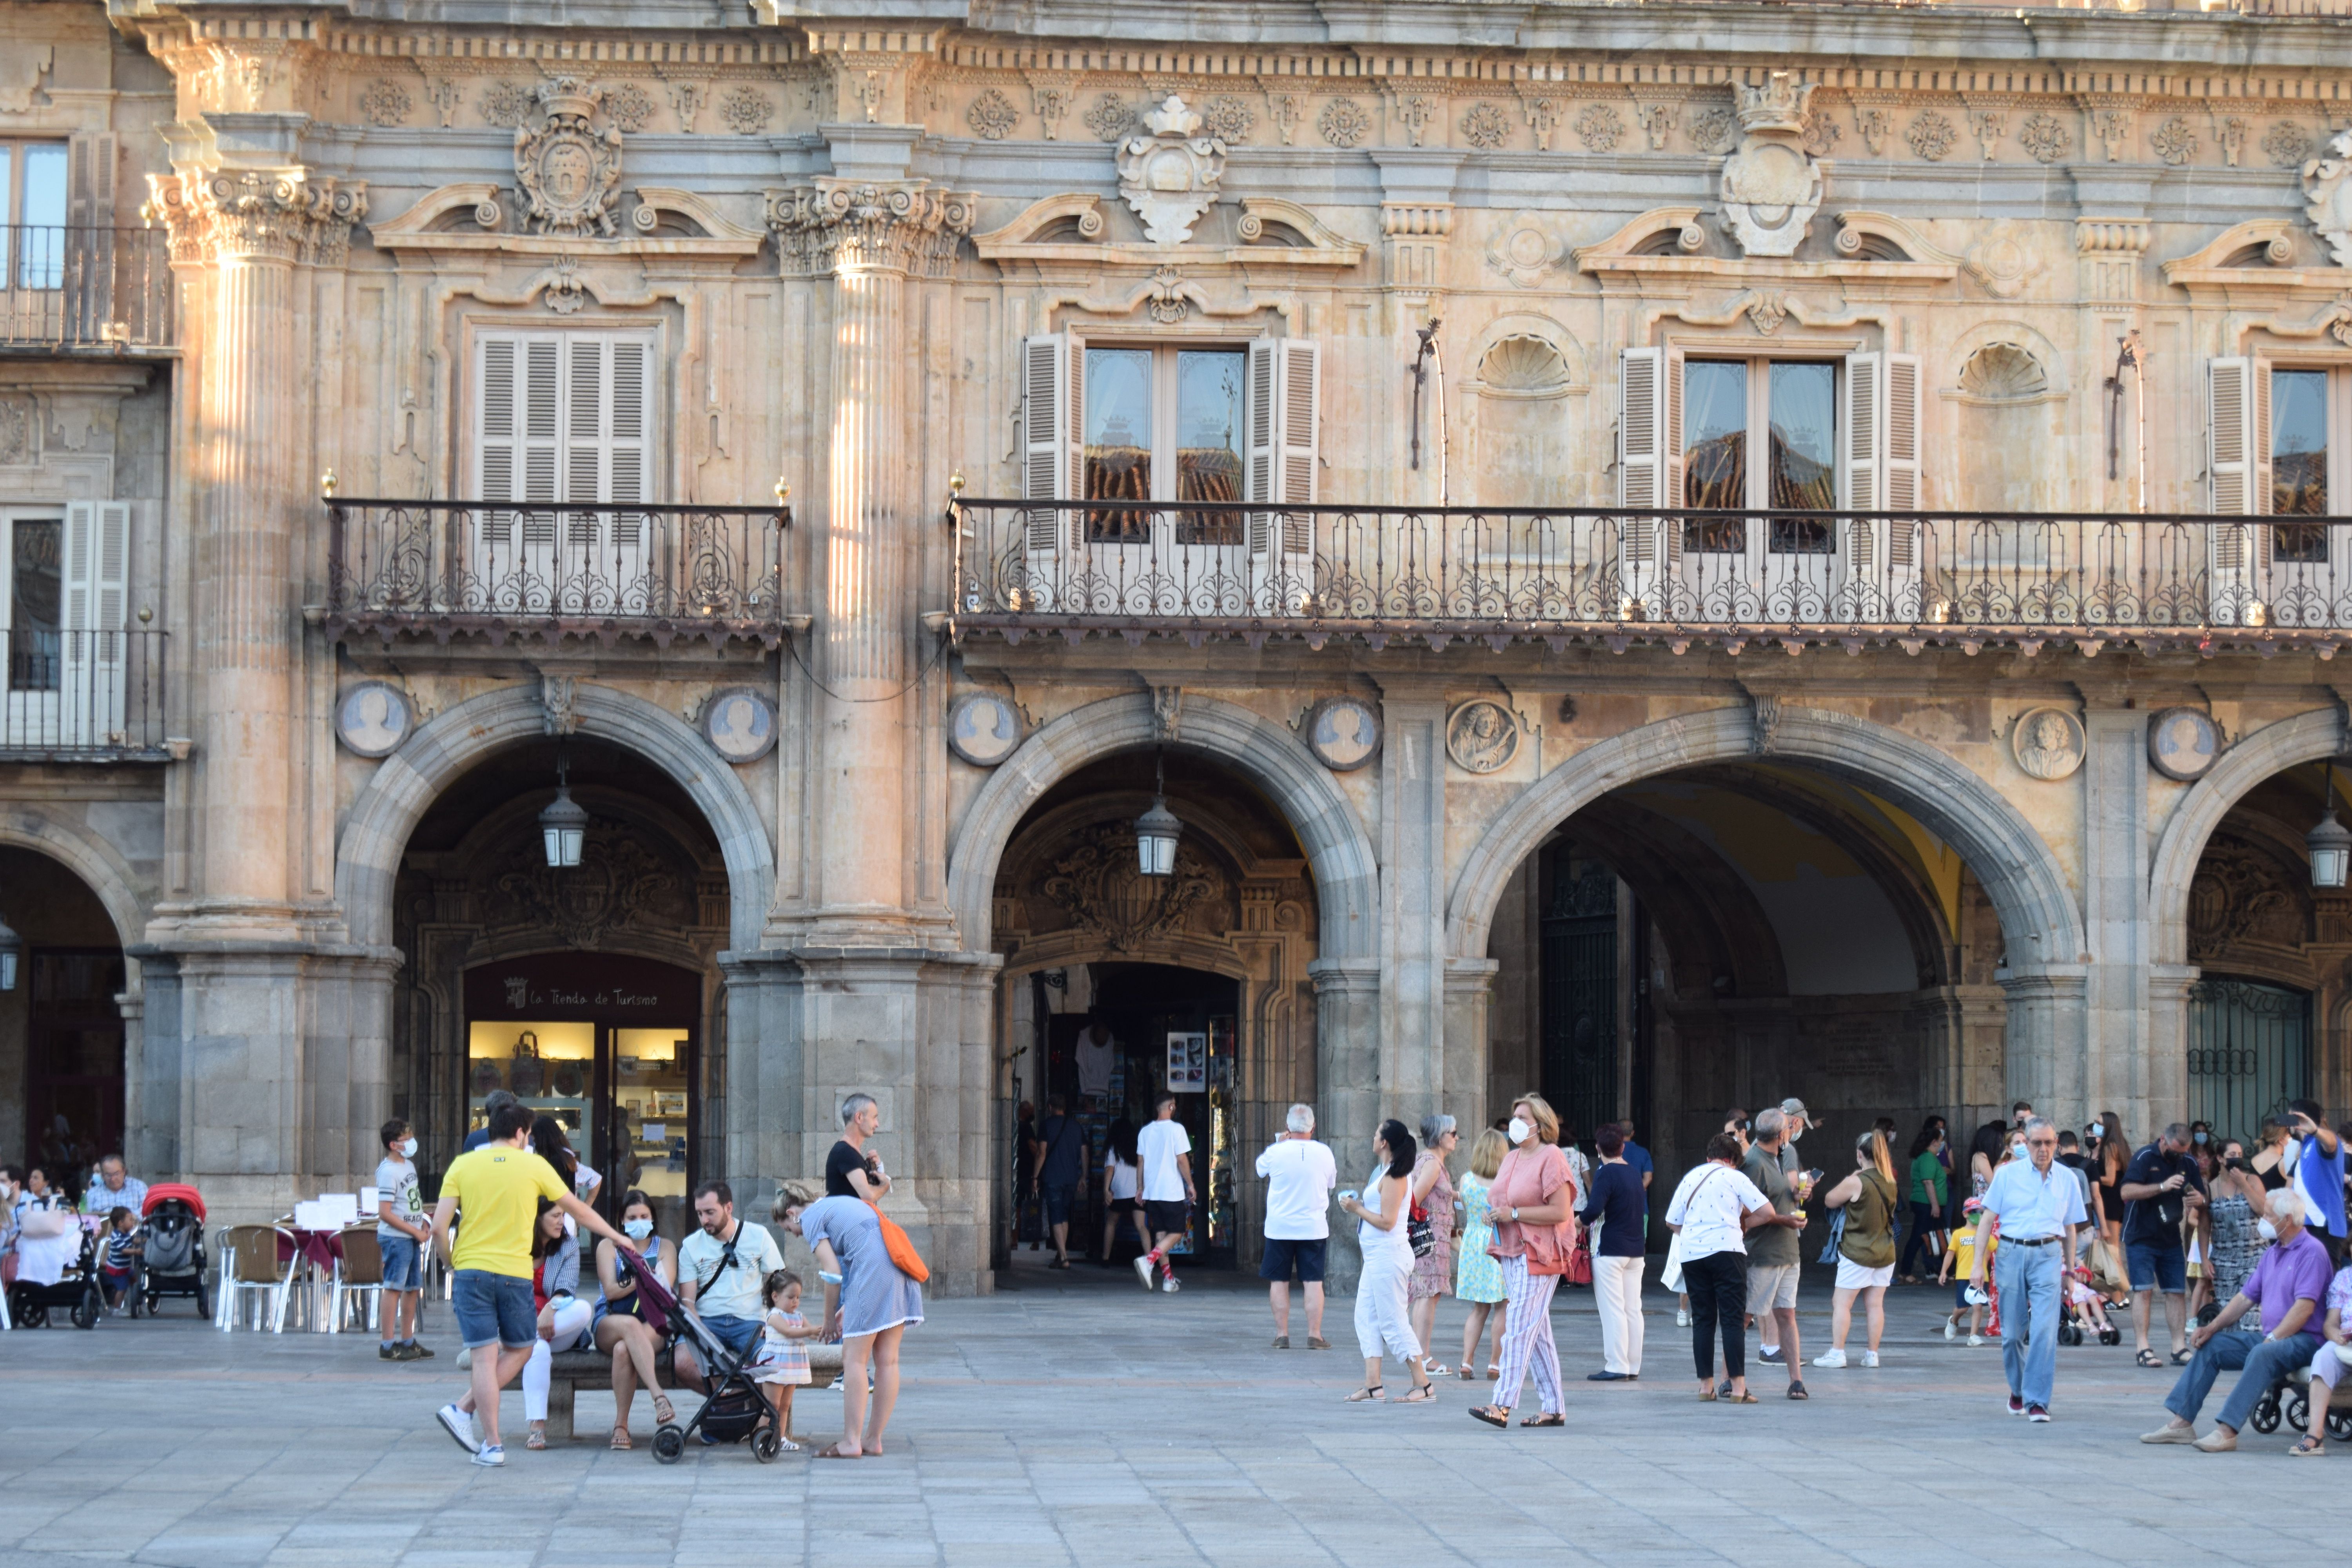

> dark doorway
[1542,855,1619,1145]
[26,949,126,1177]
[2187,977,2312,1145]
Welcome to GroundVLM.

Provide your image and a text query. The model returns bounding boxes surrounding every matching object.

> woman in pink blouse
[1468,1093,1577,1430]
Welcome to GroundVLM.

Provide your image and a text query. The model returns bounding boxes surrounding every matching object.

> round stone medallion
[2010,706,2086,782]
[335,681,412,758]
[1446,700,1521,775]
[2147,707,2222,782]
[949,691,1023,767]
[703,686,779,764]
[1304,696,1381,771]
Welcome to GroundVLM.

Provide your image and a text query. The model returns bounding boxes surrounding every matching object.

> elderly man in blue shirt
[1969,1118,2085,1423]
[78,1155,146,1220]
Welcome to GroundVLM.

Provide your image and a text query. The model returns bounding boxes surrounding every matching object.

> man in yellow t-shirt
[429,1100,635,1466]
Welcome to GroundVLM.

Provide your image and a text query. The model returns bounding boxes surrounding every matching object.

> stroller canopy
[142,1184,206,1223]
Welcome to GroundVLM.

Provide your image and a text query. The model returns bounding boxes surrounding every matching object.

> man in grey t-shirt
[1742,1108,1811,1397]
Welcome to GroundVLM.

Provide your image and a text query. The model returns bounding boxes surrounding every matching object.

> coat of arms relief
[515,76,623,238]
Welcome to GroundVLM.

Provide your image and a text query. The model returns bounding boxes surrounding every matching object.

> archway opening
[1483,759,2006,1201]
[989,747,1319,1276]
[389,733,733,1239]
[0,846,126,1178]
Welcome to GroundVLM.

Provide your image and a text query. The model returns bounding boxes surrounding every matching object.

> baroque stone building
[6,0,2352,1289]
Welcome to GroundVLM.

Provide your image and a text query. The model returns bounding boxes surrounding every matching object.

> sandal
[1698,1387,1719,1402]
[1423,1362,1453,1377]
[524,1426,548,1451]
[1786,1381,1809,1401]
[1346,1385,1386,1403]
[2169,1348,2194,1365]
[1397,1384,1437,1404]
[610,1425,632,1451]
[2136,1348,2162,1368]
[2291,1436,2327,1457]
[1727,1390,1759,1404]
[1468,1405,1509,1428]
[814,1443,860,1459]
[652,1394,676,1426]
[1519,1412,1565,1427]
[1456,1366,1477,1381]
[1485,1365,1500,1380]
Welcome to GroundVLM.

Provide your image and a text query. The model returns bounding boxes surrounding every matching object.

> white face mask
[1507,1117,1532,1146]
[397,1138,418,1158]
[2258,1218,2280,1241]
[2087,1123,2103,1140]
[2011,1142,2029,1161]
[623,1217,654,1240]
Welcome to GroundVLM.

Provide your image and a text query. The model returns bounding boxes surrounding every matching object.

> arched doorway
[385,733,733,1233]
[0,846,129,1175]
[989,746,1319,1273]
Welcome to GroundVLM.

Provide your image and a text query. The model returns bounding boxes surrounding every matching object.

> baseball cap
[1780,1097,1809,1120]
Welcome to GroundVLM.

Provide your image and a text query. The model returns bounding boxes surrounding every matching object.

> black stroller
[137,1185,210,1319]
[7,1212,106,1330]
[632,1266,787,1463]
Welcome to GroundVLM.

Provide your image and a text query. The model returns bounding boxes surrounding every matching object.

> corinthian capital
[765,179,974,279]
[142,167,369,267]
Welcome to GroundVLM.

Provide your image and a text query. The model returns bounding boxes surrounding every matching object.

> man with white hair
[1971,1116,2084,1422]
[2142,1186,2330,1451]
[1255,1103,1337,1348]
[826,1092,893,1201]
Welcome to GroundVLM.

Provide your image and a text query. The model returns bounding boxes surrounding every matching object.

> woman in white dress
[1337,1120,1436,1405]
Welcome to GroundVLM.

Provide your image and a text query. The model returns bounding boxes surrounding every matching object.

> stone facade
[8,0,2352,1291]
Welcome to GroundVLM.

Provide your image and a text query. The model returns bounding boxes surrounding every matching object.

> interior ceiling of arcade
[2187,762,2352,983]
[401,735,718,862]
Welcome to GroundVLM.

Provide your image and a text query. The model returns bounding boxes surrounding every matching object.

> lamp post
[0,912,20,991]
[1134,750,1181,878]
[539,750,589,869]
[2310,764,2351,890]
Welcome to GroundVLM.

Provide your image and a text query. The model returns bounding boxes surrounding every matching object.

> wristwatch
[1510,1205,1520,1222]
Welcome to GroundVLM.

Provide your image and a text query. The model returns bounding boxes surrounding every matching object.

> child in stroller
[626,1263,790,1463]
[2059,1263,2122,1346]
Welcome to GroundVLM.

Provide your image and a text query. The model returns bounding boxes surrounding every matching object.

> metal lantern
[539,751,589,869]
[2312,766,2352,890]
[0,912,19,992]
[1134,750,1182,878]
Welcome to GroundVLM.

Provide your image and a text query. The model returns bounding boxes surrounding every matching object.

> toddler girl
[749,1269,817,1448]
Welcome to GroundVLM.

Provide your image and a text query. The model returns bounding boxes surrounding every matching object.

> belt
[2007,1234,2060,1247]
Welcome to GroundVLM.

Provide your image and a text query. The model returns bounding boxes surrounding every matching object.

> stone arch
[0,806,150,963]
[1446,703,2083,969]
[335,682,774,953]
[946,692,1378,960]
[2149,708,2341,967]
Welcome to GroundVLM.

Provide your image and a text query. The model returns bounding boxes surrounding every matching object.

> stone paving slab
[4,1254,2346,1565]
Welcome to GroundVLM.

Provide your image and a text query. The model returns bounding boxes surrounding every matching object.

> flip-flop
[1786,1381,1809,1401]
[1468,1405,1509,1428]
[813,1443,860,1459]
[1727,1391,1759,1404]
[1518,1412,1565,1427]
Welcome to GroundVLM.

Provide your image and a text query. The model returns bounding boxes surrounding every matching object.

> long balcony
[1,627,169,761]
[325,499,794,648]
[0,227,176,354]
[950,499,2352,652]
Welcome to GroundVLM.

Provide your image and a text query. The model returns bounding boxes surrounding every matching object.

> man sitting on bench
[673,1180,786,1441]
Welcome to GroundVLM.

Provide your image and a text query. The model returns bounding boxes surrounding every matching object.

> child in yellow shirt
[1938,1197,1994,1346]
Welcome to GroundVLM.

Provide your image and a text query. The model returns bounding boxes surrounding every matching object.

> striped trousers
[1492,1254,1563,1415]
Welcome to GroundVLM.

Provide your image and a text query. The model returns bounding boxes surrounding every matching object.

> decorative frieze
[767,179,976,278]
[141,167,368,268]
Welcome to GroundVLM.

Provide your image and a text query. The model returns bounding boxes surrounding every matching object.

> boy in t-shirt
[1939,1198,1994,1346]
[100,1205,142,1314]
[375,1118,435,1361]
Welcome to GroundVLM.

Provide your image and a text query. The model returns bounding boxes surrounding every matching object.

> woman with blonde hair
[1453,1127,1510,1379]
[1813,1129,1901,1369]
[1468,1093,1577,1428]
[1407,1113,1460,1374]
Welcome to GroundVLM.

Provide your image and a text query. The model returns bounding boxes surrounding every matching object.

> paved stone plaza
[4,1255,2341,1567]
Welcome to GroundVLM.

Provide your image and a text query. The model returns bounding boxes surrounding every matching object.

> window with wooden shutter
[472,327,658,556]
[2207,355,2272,622]
[59,499,128,742]
[1618,348,1684,601]
[1018,332,1075,596]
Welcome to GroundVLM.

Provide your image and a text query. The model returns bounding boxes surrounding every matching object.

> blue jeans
[450,1269,535,1349]
[2163,1328,2316,1431]
[378,1233,423,1292]
[1996,1240,2062,1407]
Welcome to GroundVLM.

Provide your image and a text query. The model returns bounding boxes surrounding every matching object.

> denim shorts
[2126,1239,2187,1294]
[1259,1236,1328,1284]
[378,1232,423,1292]
[1042,1182,1078,1225]
[451,1269,536,1349]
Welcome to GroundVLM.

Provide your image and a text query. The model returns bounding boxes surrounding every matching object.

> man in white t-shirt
[1134,1093,1195,1294]
[1254,1103,1338,1348]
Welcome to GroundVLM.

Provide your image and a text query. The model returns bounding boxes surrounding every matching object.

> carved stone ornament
[1304,696,1382,771]
[2189,834,2305,960]
[141,167,368,267]
[767,179,977,280]
[1446,700,1521,774]
[335,681,413,758]
[0,396,31,465]
[1040,823,1220,953]
[702,686,779,764]
[1116,95,1226,247]
[2147,706,2222,782]
[2304,130,2352,268]
[947,690,1023,766]
[1718,75,1823,260]
[2010,706,2085,782]
[514,77,622,239]
[2267,122,2313,170]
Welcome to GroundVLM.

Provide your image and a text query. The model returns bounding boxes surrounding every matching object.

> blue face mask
[623,1218,654,1241]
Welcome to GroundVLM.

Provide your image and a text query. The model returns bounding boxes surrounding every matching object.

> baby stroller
[2055,1264,2122,1347]
[138,1185,210,1319]
[629,1263,786,1463]
[7,1212,106,1330]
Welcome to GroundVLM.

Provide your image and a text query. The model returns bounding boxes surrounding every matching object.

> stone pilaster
[1310,955,1381,1294]
[2082,707,2156,1132]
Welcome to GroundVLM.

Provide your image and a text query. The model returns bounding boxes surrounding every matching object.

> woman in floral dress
[1452,1128,1509,1380]
[1407,1114,1460,1372]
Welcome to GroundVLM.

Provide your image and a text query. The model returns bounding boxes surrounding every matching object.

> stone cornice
[142,165,370,267]
[766,178,976,278]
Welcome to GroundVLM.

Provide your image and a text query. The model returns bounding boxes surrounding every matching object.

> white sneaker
[1944,1321,1957,1341]
[1968,1334,1984,1347]
[1811,1348,1847,1369]
[1676,1308,1690,1328]
[1162,1277,1181,1293]
[1861,1351,1879,1368]
[1132,1256,1156,1290]
[436,1403,480,1455]
[471,1443,505,1467]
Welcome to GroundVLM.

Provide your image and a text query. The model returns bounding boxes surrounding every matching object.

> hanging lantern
[2311,764,2351,890]
[1134,749,1181,878]
[539,750,588,868]
[0,912,20,992]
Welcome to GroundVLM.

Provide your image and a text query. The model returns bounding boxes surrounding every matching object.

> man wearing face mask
[2122,1123,2210,1368]
[2142,1187,2330,1450]
[376,1118,435,1361]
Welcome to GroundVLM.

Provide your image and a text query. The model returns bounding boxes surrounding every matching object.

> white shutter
[566,336,604,554]
[1618,347,1682,614]
[1245,338,1318,608]
[475,327,657,595]
[60,500,127,744]
[1842,351,1881,518]
[67,133,116,227]
[2209,356,2256,519]
[1885,352,1921,570]
[2207,355,2270,623]
[607,335,648,558]
[1019,332,1074,606]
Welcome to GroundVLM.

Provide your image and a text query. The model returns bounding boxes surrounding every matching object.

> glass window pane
[1083,347,1152,541]
[10,517,63,691]
[1767,361,1836,551]
[20,143,67,289]
[1682,359,1746,551]
[1174,350,1243,544]
[2273,369,2327,517]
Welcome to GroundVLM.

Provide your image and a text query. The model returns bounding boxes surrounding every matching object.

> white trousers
[1353,1244,1423,1368]
[522,1298,594,1421]
[1594,1254,1646,1375]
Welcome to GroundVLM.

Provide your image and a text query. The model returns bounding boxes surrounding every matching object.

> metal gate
[1541,861,1618,1142]
[2186,978,2311,1145]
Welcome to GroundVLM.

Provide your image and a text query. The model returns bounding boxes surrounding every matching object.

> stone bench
[454,1340,845,1442]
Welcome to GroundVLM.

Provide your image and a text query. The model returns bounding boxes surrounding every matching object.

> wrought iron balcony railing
[950,499,2352,648]
[0,227,175,352]
[0,627,169,760]
[325,499,793,648]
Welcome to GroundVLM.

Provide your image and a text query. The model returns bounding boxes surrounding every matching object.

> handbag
[1817,1203,1848,1267]
[1406,1191,1436,1258]
[1564,1223,1593,1286]
[868,1201,931,1284]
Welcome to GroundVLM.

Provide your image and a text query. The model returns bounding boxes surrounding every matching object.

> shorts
[688,1312,766,1381]
[2126,1240,2187,1294]
[451,1269,537,1350]
[1259,1236,1329,1284]
[102,1267,133,1291]
[1746,1261,1800,1312]
[1043,1182,1078,1226]
[1835,1256,1896,1291]
[378,1232,423,1292]
[1143,1199,1191,1239]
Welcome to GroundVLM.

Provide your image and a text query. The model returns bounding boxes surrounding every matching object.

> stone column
[1310,955,1381,1294]
[2081,707,2156,1131]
